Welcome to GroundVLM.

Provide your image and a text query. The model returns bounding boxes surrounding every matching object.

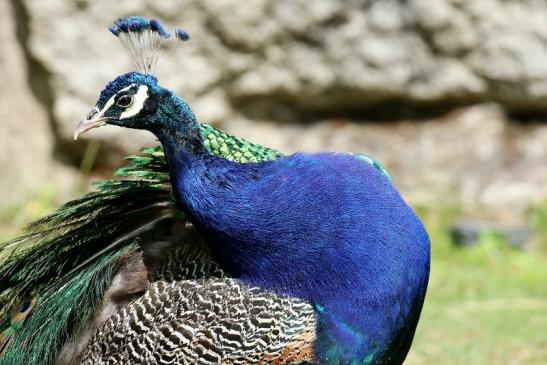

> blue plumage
[77,71,431,364]
[175,29,190,41]
[167,149,430,363]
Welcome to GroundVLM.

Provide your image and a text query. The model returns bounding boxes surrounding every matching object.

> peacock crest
[109,16,189,74]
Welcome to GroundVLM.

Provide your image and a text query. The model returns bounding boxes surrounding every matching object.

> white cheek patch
[120,85,149,119]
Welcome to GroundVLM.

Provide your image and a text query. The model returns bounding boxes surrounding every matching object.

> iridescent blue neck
[153,92,205,167]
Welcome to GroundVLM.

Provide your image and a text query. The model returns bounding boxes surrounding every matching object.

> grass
[0,195,546,364]
[406,204,547,365]
[0,187,58,242]
[0,141,100,243]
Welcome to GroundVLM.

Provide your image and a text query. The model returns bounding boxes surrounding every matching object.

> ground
[1,193,546,365]
[406,204,547,365]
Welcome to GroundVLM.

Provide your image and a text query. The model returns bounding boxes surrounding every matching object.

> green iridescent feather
[0,123,388,365]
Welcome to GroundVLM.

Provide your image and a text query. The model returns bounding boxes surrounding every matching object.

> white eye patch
[96,84,149,120]
[120,85,149,119]
[99,84,135,116]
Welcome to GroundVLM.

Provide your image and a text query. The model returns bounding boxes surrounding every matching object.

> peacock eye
[117,95,133,108]
[18,301,31,313]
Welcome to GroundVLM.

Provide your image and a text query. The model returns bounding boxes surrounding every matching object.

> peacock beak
[74,107,108,140]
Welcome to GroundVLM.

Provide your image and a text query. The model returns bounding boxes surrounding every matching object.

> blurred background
[1,1,546,364]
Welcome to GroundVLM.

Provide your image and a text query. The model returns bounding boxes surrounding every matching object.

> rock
[19,0,547,155]
[0,0,75,205]
[450,219,533,248]
[3,0,547,216]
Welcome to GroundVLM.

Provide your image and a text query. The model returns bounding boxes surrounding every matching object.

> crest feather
[109,16,189,75]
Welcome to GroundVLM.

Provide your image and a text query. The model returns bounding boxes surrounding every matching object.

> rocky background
[2,0,547,220]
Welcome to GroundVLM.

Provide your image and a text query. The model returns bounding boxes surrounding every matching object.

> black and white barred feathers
[71,224,316,365]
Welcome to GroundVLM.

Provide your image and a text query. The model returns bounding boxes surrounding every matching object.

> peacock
[0,17,430,365]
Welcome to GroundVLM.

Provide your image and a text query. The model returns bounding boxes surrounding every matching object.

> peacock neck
[157,127,204,168]
[153,94,206,170]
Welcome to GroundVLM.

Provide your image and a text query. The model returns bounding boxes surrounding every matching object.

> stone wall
[2,0,547,215]
[0,0,74,205]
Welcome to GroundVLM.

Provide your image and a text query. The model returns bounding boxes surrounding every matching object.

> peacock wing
[79,224,317,365]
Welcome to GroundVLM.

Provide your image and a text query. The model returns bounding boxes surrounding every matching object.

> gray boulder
[3,0,546,214]
[20,0,547,150]
[0,0,75,205]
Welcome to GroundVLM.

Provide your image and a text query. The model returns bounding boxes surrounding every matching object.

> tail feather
[0,145,174,365]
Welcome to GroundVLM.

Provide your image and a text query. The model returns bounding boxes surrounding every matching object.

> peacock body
[0,17,430,365]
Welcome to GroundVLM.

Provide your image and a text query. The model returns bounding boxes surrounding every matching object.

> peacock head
[75,72,167,139]
[74,16,192,140]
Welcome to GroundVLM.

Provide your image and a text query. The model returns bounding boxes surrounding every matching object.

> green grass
[0,187,58,242]
[1,196,546,364]
[0,137,101,242]
[406,205,547,365]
